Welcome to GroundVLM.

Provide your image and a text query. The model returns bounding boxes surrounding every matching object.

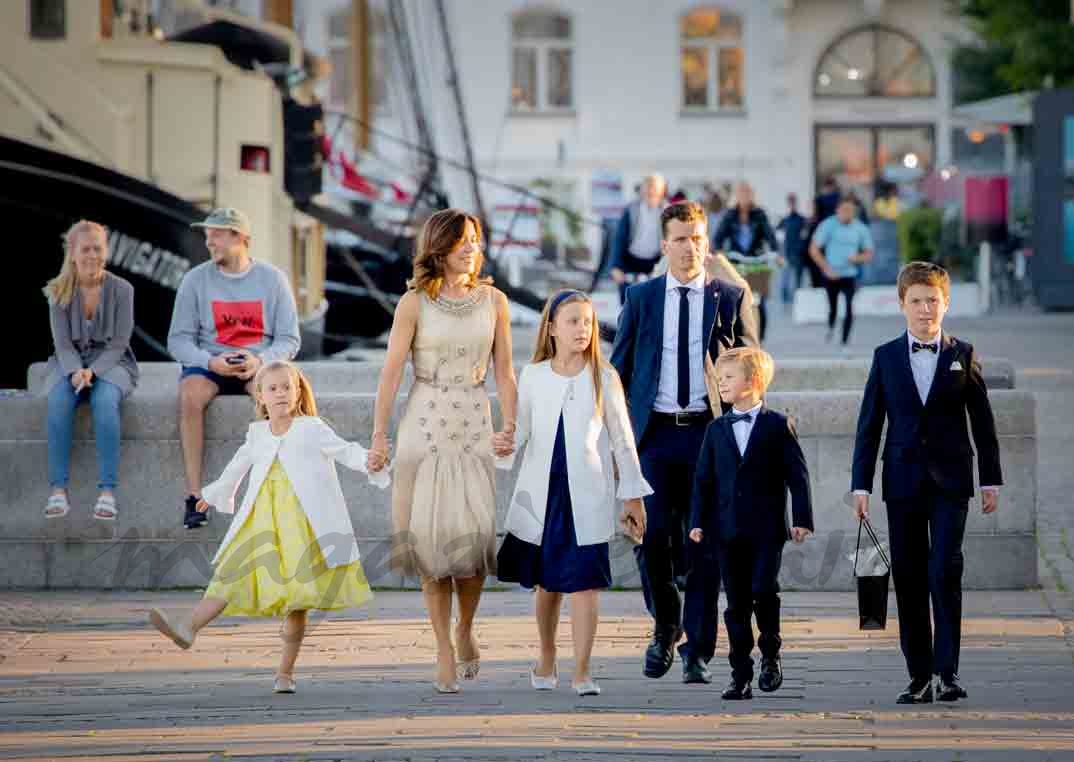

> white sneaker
[530,663,559,690]
[149,608,194,650]
[273,675,297,694]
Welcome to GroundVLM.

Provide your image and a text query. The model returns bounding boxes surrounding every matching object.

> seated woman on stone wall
[42,220,138,520]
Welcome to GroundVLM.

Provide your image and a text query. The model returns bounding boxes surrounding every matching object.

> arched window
[680,7,744,111]
[814,25,934,98]
[511,10,573,112]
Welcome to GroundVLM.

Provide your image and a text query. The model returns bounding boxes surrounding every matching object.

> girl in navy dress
[496,290,650,696]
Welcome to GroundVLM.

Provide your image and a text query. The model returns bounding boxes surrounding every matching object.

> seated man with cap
[167,207,301,528]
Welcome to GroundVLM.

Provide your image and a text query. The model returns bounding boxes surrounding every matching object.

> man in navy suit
[689,347,813,699]
[611,201,758,682]
[851,262,1002,704]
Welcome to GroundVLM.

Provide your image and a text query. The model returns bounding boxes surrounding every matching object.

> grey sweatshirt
[166,259,300,369]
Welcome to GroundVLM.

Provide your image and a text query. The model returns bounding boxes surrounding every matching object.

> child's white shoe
[149,608,194,650]
[530,663,559,690]
[573,679,601,696]
[273,674,297,694]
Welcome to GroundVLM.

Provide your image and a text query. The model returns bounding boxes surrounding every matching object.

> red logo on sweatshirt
[212,301,265,347]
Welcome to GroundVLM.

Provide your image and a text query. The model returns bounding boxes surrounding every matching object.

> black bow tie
[912,341,938,354]
[725,411,754,425]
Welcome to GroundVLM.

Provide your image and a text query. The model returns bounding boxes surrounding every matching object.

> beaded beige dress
[390,286,499,579]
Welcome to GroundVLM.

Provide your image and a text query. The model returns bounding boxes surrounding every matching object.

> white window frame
[324,6,392,118]
[510,11,574,114]
[325,9,352,114]
[680,7,745,114]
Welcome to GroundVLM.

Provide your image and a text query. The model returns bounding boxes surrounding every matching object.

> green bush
[896,207,943,264]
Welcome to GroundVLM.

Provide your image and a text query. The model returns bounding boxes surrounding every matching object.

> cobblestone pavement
[1,589,1073,761]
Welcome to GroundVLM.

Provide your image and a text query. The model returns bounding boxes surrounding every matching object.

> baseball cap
[191,207,251,236]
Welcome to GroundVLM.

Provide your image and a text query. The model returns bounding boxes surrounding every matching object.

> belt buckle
[674,411,690,426]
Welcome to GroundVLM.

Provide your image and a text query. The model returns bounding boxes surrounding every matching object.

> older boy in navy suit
[689,347,813,699]
[851,262,1002,704]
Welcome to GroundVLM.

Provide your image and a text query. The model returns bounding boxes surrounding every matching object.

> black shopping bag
[854,516,891,631]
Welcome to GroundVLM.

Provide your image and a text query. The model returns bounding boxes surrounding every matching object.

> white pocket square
[949,361,963,371]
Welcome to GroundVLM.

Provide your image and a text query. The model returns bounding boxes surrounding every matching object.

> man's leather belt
[650,410,711,426]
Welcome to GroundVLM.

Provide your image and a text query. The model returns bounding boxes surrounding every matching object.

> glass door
[815,125,934,204]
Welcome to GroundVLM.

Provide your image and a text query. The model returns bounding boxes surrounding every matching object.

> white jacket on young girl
[498,361,652,546]
[202,416,389,569]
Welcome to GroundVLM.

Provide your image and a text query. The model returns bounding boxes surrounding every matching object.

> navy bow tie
[725,411,754,425]
[912,341,938,354]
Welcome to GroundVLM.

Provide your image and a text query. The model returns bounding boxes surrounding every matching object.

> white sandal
[44,494,70,518]
[93,494,117,520]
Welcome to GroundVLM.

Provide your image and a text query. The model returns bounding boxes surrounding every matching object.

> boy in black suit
[689,347,813,699]
[851,262,1002,704]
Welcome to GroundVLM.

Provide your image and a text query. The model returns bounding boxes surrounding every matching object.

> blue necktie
[677,287,690,409]
[725,411,754,425]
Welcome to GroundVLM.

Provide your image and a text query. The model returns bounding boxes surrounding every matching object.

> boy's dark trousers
[717,534,784,683]
[887,474,969,683]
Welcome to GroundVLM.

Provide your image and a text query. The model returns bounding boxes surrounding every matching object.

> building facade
[283,0,979,267]
[444,0,968,211]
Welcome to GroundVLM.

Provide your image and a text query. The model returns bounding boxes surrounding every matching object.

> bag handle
[854,515,891,576]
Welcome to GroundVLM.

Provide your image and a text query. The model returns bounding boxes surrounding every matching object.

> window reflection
[511,11,573,112]
[816,125,935,204]
[680,7,744,111]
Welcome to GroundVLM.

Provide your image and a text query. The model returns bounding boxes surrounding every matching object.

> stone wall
[0,383,1036,590]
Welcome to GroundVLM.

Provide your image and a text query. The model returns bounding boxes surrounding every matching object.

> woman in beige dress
[367,208,517,693]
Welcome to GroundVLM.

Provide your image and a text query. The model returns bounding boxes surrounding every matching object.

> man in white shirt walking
[610,202,758,683]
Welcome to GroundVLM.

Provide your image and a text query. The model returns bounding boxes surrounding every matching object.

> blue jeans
[47,377,123,490]
[780,256,805,304]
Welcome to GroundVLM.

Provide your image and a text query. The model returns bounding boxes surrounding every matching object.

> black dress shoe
[721,677,752,700]
[643,625,682,678]
[681,655,712,684]
[896,678,933,704]
[183,495,208,529]
[758,656,783,692]
[936,674,968,701]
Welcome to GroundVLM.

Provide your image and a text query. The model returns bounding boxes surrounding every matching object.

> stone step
[24,356,1017,396]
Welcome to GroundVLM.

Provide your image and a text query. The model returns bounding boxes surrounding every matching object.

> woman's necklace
[433,284,484,314]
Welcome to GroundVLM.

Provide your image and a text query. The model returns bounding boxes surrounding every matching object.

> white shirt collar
[730,401,763,419]
[907,330,942,351]
[666,270,706,292]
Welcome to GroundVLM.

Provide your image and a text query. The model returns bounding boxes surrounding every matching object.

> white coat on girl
[498,361,652,546]
[202,416,389,568]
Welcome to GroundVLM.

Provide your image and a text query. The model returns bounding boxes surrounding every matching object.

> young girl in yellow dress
[149,360,388,693]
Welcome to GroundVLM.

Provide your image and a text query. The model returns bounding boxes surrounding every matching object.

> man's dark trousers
[635,414,716,651]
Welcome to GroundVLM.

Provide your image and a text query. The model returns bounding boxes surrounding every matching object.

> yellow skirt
[205,460,373,617]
